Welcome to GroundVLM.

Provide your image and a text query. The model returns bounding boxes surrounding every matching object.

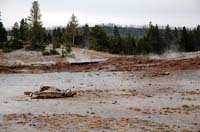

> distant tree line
[87,23,200,55]
[0,1,200,55]
[136,23,200,54]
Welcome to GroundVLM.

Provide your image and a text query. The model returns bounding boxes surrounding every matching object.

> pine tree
[180,26,192,51]
[65,14,79,46]
[174,27,178,39]
[28,1,45,50]
[28,1,42,26]
[171,27,180,51]
[52,27,64,48]
[113,25,120,39]
[47,33,52,43]
[195,25,200,50]
[83,24,89,48]
[19,18,29,41]
[126,33,136,54]
[12,22,20,40]
[0,12,7,46]
[89,25,109,51]
[111,25,123,54]
[141,23,164,54]
[136,37,151,54]
[164,24,173,50]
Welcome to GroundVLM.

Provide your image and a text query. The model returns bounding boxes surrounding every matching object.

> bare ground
[0,49,200,132]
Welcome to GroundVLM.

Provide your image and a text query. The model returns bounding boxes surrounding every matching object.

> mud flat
[0,69,200,132]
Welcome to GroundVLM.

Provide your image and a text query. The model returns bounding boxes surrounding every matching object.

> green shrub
[42,51,51,56]
[42,48,59,56]
[2,39,24,52]
[50,49,59,55]
[10,39,24,49]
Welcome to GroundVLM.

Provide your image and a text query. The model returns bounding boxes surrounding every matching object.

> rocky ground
[0,49,200,132]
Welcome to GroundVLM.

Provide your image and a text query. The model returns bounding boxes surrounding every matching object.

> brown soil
[129,105,200,115]
[0,56,200,74]
[3,113,175,132]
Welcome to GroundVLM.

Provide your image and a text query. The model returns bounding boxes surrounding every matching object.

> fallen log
[24,86,76,99]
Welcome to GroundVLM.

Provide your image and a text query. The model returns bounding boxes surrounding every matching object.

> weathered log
[24,86,76,99]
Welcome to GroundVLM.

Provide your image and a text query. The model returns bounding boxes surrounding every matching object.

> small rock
[29,123,36,127]
[193,123,198,125]
[160,72,170,76]
[146,95,152,97]
[122,89,126,92]
[99,101,106,104]
[112,101,118,104]
[90,112,95,114]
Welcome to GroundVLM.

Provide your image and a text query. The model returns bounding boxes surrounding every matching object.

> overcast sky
[0,0,199,28]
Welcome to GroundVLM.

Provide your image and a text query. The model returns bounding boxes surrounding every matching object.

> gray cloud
[0,0,199,28]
